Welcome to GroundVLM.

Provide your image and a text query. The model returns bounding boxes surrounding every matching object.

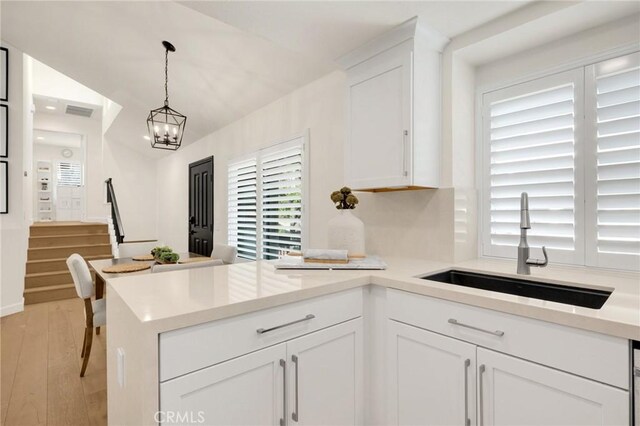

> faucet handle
[526,246,549,267]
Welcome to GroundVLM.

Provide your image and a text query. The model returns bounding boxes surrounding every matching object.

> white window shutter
[228,134,307,261]
[56,161,82,187]
[482,69,584,265]
[228,158,258,260]
[585,52,640,270]
[260,141,304,260]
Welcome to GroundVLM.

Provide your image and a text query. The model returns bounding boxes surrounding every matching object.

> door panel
[387,320,477,426]
[286,318,363,426]
[347,41,412,189]
[160,343,286,426]
[477,347,628,426]
[189,157,214,255]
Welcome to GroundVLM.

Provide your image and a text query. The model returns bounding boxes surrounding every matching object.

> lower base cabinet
[478,348,628,426]
[388,320,629,426]
[387,320,476,426]
[160,318,362,426]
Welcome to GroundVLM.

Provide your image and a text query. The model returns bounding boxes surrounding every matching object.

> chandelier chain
[164,48,169,106]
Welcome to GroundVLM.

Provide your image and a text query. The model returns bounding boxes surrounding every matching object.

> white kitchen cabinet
[386,289,630,426]
[340,18,448,191]
[286,318,363,426]
[160,318,363,426]
[160,343,287,426]
[387,320,476,426]
[477,348,629,426]
[346,41,412,190]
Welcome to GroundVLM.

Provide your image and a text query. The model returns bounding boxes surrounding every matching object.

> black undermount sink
[421,270,612,309]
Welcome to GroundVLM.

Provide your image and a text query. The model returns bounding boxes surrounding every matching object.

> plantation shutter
[228,135,307,260]
[57,161,82,186]
[228,158,258,260]
[586,52,640,270]
[260,140,304,260]
[482,69,584,264]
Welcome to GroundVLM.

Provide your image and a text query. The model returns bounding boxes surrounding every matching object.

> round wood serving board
[132,254,154,261]
[102,263,151,274]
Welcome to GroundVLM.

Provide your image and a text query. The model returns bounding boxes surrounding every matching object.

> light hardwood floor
[1,299,107,426]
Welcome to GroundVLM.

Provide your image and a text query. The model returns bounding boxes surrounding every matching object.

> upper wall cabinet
[339,18,449,191]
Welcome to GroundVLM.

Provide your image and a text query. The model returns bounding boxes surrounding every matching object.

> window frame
[227,131,309,260]
[478,48,640,271]
[480,68,586,266]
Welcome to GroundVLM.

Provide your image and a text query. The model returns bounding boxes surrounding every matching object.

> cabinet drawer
[387,289,628,389]
[160,288,363,381]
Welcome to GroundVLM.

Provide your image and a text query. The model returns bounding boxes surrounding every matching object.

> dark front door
[188,157,214,256]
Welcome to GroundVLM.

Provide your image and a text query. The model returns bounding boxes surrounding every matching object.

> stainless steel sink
[420,270,611,309]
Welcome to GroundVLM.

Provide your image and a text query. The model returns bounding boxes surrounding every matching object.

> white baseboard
[0,299,24,317]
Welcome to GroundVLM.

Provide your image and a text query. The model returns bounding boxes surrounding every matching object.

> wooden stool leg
[96,327,101,335]
[80,327,93,377]
[81,328,87,358]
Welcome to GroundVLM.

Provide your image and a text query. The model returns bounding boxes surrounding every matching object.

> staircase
[24,222,113,304]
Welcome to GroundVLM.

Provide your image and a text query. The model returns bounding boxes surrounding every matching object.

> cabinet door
[347,41,412,189]
[160,343,286,426]
[477,347,629,426]
[286,318,363,425]
[387,320,477,426]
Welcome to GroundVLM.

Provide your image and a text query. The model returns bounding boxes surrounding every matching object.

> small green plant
[330,186,359,210]
[151,246,180,263]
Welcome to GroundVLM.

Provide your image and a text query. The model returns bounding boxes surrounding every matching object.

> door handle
[464,359,470,426]
[291,354,299,422]
[402,130,409,177]
[478,364,486,426]
[448,318,505,337]
[280,359,286,426]
[256,315,315,335]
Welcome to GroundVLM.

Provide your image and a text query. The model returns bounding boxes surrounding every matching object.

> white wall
[0,43,29,316]
[32,58,104,106]
[102,137,158,241]
[157,71,347,253]
[475,14,640,90]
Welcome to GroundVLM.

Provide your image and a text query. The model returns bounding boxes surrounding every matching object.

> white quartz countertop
[106,257,640,340]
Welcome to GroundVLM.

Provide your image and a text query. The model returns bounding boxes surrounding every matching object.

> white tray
[274,255,387,270]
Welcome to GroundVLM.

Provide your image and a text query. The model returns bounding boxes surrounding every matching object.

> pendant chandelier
[147,41,186,151]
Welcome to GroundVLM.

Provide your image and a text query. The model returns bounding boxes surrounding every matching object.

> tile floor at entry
[1,298,107,426]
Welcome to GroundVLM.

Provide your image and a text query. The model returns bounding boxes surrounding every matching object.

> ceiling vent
[65,105,94,118]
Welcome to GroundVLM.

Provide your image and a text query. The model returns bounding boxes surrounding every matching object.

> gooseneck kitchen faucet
[517,192,549,275]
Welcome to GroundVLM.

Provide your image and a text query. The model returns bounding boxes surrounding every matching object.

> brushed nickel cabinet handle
[257,314,315,335]
[479,364,486,426]
[402,130,409,177]
[448,318,505,337]
[464,359,471,426]
[279,359,286,426]
[291,355,299,422]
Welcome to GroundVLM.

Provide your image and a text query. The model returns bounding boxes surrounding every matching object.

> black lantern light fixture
[147,41,186,151]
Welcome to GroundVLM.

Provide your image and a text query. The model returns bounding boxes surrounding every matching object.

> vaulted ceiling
[2,1,533,157]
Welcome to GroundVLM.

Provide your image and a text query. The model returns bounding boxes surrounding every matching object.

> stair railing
[105,178,125,244]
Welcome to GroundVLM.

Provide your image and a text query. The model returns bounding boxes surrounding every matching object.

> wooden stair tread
[31,221,105,227]
[25,270,70,278]
[29,233,109,239]
[24,283,75,293]
[27,254,113,264]
[28,243,112,251]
